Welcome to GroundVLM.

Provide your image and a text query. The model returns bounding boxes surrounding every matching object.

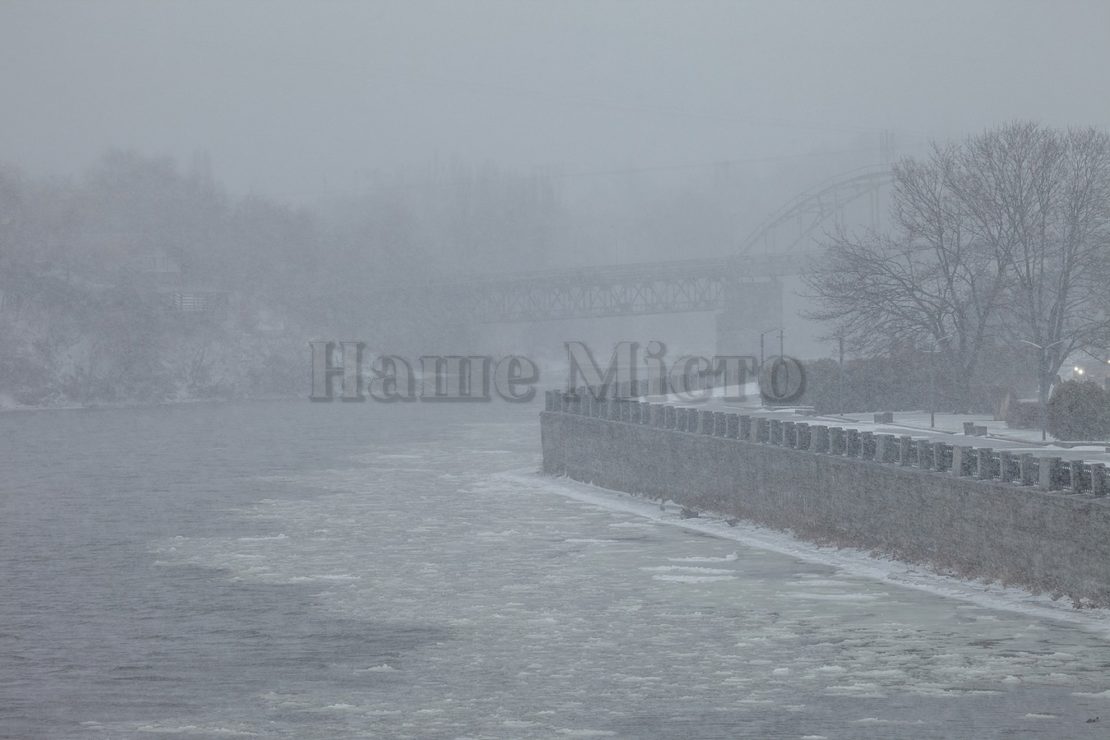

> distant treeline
[0,151,568,406]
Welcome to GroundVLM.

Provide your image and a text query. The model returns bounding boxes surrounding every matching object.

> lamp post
[1019,338,1067,441]
[759,327,783,407]
[837,335,845,416]
[927,334,953,429]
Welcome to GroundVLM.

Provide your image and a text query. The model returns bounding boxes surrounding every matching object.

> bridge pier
[715,279,783,358]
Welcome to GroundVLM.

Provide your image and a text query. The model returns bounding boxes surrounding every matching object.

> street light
[836,334,846,416]
[759,327,784,407]
[1019,338,1068,441]
[927,334,953,429]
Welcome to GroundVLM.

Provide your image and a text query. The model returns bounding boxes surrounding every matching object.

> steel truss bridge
[415,166,894,324]
[438,255,798,323]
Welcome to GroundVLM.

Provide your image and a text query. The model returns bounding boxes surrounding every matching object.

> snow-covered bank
[510,470,1110,635]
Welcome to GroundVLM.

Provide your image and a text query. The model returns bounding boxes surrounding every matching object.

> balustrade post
[726,413,740,439]
[1038,457,1061,490]
[951,445,973,476]
[899,435,913,466]
[917,440,934,470]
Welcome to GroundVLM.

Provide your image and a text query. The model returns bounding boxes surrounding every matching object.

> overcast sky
[3,0,1109,200]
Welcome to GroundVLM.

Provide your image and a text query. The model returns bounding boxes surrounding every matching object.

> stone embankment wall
[541,389,1110,607]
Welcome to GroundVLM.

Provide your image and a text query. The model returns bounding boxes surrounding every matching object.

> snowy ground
[641,384,1110,466]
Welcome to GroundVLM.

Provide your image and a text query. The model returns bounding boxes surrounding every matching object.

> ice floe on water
[651,574,737,583]
[137,433,1110,739]
[640,565,735,574]
[353,664,397,673]
[668,551,739,562]
[498,470,1110,638]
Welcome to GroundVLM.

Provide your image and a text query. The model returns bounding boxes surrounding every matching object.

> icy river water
[4,399,1110,739]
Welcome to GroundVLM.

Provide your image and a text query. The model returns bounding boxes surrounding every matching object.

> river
[3,399,1110,738]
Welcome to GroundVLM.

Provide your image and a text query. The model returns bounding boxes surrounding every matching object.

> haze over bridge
[407,166,893,354]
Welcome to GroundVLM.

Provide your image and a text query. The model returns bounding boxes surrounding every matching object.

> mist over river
[4,400,1110,739]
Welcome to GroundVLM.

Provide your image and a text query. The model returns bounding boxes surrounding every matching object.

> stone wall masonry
[541,390,1110,606]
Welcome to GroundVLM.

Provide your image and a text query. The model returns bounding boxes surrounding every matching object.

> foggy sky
[3,0,1109,201]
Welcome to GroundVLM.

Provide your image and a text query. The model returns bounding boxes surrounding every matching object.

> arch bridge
[414,166,894,354]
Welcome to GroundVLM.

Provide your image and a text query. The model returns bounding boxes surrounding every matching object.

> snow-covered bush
[1046,381,1110,440]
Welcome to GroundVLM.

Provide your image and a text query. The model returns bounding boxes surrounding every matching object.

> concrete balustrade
[1093,464,1108,497]
[769,419,783,446]
[542,399,1110,608]
[917,440,934,470]
[1071,459,1085,493]
[845,428,861,457]
[977,448,994,480]
[998,450,1013,482]
[545,397,1110,500]
[700,409,715,435]
[899,436,913,466]
[799,421,816,452]
[859,431,875,460]
[754,418,769,444]
[811,425,830,453]
[1039,457,1061,490]
[875,434,896,463]
[938,442,952,471]
[951,445,972,476]
[1020,453,1037,486]
[783,421,798,449]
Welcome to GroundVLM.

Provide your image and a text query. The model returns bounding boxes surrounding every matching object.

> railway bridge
[399,166,893,355]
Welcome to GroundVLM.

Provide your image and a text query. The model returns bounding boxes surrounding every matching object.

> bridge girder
[387,167,892,325]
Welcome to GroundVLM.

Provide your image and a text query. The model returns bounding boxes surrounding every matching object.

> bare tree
[807,122,1110,415]
[805,144,1008,409]
[955,123,1110,415]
